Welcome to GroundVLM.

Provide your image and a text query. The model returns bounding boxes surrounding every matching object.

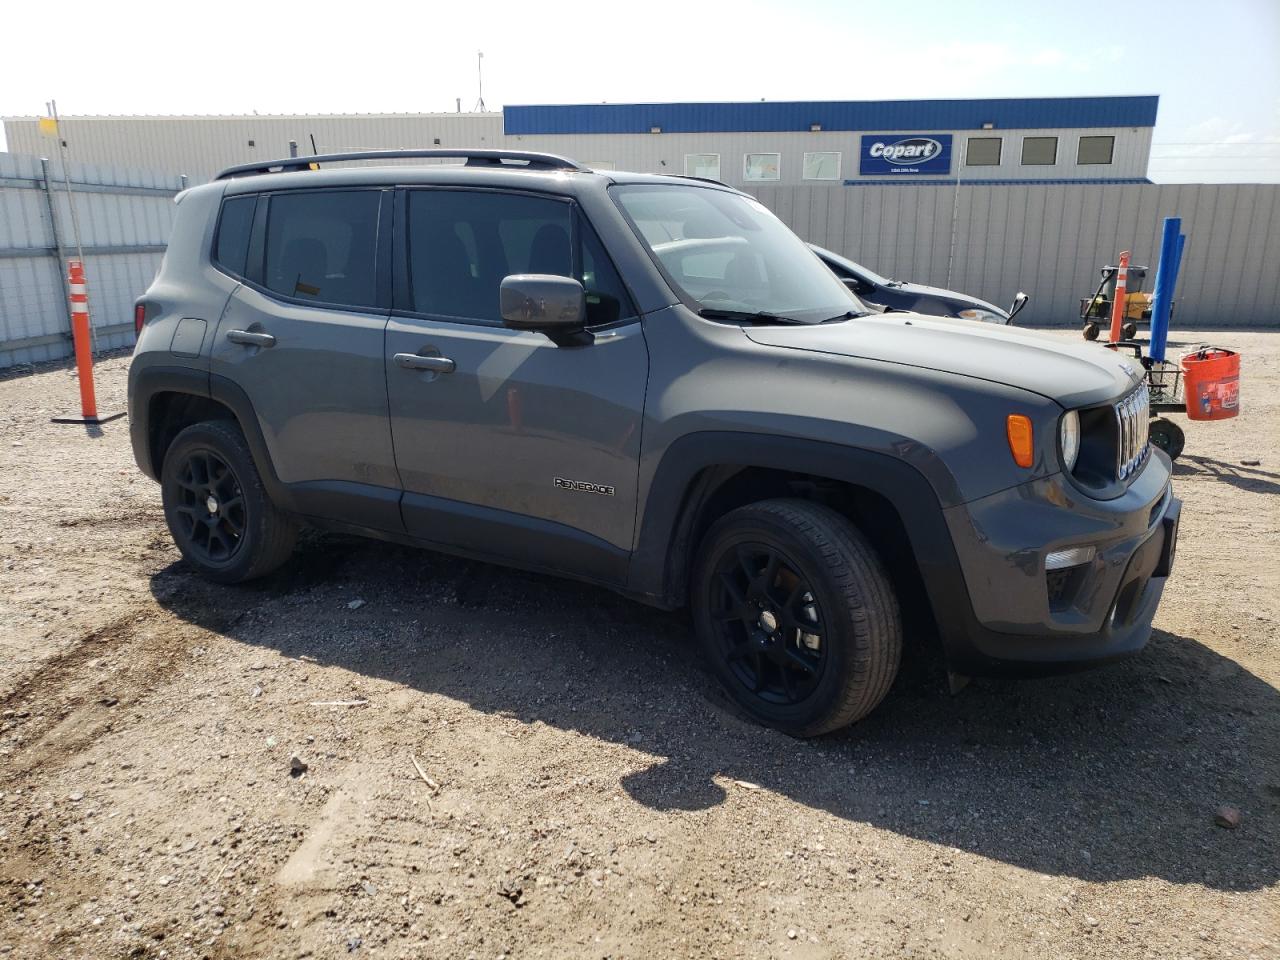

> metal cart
[1104,341,1187,459]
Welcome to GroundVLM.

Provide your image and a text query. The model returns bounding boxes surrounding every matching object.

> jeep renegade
[129,149,1181,736]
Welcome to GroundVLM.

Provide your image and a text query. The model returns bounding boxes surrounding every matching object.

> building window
[802,152,841,180]
[966,137,1002,166]
[1077,135,1115,165]
[685,154,720,180]
[1021,136,1058,166]
[743,153,781,182]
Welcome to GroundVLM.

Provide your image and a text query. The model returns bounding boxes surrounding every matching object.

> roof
[503,96,1160,135]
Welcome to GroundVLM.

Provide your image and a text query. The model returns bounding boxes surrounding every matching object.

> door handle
[394,352,456,374]
[226,329,276,348]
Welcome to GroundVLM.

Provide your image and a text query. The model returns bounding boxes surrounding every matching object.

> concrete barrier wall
[746,181,1280,328]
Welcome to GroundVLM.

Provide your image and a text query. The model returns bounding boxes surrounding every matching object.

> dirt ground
[0,329,1276,960]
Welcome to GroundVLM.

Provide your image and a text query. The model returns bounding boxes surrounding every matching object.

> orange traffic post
[1108,250,1130,343]
[51,259,124,425]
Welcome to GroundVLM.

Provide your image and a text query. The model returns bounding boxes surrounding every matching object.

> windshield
[613,185,863,324]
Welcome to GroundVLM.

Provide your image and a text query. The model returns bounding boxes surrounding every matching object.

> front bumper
[940,450,1180,675]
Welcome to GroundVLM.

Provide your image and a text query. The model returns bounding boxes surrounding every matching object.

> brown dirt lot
[0,330,1277,960]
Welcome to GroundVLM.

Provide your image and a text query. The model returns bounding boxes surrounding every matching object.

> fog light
[1045,545,1096,570]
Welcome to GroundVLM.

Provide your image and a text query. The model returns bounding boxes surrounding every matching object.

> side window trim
[237,186,392,315]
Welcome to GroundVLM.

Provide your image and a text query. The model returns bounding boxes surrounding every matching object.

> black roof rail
[673,174,732,188]
[214,149,587,181]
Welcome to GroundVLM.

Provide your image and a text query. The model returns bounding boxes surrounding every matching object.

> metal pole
[945,138,965,289]
[474,51,486,112]
[50,99,94,352]
[38,156,75,336]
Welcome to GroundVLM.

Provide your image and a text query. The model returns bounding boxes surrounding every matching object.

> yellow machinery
[1079,263,1168,341]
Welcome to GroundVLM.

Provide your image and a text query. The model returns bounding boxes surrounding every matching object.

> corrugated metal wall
[748,181,1280,327]
[0,152,181,369]
[1,155,1274,372]
[2,115,1152,186]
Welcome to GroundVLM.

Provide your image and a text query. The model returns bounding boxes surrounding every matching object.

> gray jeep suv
[129,149,1180,736]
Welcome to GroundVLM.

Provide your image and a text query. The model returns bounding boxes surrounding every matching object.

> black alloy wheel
[171,448,246,564]
[160,420,296,583]
[707,542,826,706]
[692,499,903,736]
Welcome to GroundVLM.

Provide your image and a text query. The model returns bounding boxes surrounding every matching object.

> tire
[1083,321,1100,341]
[691,499,902,737]
[160,420,297,583]
[1148,417,1185,460]
[1122,321,1138,341]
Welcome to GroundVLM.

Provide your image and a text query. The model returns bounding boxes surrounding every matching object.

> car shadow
[149,534,1278,893]
[1173,454,1280,495]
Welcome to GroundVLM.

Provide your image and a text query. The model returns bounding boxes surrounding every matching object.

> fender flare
[627,431,975,634]
[127,364,293,510]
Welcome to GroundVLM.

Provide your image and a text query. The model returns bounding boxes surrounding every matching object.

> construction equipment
[1079,262,1170,341]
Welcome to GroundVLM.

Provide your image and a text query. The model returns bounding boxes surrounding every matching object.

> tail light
[134,301,147,336]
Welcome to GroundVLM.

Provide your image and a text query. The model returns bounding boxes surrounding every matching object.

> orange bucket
[1181,347,1240,421]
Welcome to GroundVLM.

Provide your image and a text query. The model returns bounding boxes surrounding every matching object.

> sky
[1,0,1277,183]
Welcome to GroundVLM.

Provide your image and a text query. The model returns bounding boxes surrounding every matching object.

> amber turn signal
[1006,415,1034,468]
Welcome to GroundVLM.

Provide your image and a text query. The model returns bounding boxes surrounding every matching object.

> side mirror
[1008,291,1029,320]
[500,275,586,343]
[842,277,873,296]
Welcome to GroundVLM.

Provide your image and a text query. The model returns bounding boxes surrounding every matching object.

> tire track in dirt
[2,609,192,783]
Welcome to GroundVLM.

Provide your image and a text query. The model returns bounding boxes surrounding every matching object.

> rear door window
[406,190,634,326]
[263,191,380,309]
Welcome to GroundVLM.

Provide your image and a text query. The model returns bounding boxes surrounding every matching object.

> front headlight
[1060,410,1081,471]
[958,308,1008,325]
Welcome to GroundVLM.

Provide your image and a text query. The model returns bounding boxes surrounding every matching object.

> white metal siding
[4,115,1152,185]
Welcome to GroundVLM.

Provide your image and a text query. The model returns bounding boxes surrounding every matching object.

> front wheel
[691,499,902,737]
[161,420,297,583]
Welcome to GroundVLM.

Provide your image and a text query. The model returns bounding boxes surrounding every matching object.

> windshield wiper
[698,307,802,325]
[821,309,870,323]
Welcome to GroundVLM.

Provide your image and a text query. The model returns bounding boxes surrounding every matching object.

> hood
[744,313,1141,409]
[888,280,1005,316]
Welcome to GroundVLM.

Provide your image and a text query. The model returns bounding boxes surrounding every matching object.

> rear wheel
[691,499,902,737]
[1083,321,1100,341]
[161,420,296,583]
[1122,321,1138,340]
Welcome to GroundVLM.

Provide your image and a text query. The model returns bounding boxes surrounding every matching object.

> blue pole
[1148,217,1182,363]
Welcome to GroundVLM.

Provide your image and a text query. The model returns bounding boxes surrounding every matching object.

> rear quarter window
[213,195,256,277]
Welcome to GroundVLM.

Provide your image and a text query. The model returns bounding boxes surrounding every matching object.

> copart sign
[859,134,953,176]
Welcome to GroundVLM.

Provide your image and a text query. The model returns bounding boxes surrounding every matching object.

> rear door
[210,188,402,530]
[384,187,648,583]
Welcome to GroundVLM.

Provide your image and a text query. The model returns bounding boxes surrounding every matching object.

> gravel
[0,331,1277,959]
